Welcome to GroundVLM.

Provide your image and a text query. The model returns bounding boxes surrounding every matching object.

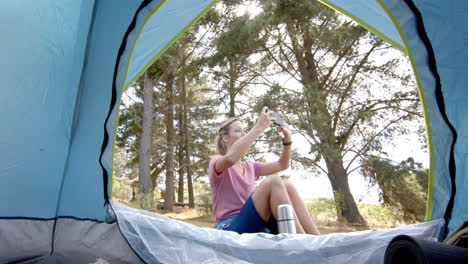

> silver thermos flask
[277,204,296,234]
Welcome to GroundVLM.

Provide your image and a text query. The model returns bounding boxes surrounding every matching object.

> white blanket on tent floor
[111,201,443,264]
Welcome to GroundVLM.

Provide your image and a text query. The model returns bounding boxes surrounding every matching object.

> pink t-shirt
[208,155,262,222]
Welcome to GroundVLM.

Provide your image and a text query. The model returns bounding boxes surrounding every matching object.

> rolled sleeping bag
[384,235,468,264]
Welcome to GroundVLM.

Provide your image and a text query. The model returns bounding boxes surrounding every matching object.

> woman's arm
[215,107,272,173]
[259,123,292,176]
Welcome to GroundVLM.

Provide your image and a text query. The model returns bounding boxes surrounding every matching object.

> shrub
[194,181,213,215]
[306,198,410,227]
[111,176,134,202]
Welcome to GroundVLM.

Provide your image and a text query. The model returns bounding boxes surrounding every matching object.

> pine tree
[252,0,422,223]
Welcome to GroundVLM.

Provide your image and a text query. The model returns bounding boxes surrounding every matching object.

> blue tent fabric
[324,0,467,234]
[124,0,215,88]
[0,0,95,219]
[409,0,468,233]
[380,0,468,233]
[56,0,144,221]
[1,0,467,261]
[319,0,405,52]
[0,0,216,222]
[59,0,216,221]
[378,0,455,229]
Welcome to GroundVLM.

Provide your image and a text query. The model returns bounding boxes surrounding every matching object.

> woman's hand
[255,106,273,131]
[279,123,292,142]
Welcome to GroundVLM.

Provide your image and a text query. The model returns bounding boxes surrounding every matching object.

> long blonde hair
[215,117,240,155]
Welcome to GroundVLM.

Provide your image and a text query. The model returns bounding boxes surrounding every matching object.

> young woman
[209,107,320,235]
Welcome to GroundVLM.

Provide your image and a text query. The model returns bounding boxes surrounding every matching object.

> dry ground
[157,207,373,234]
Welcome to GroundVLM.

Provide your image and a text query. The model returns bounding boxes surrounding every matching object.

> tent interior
[1,0,467,263]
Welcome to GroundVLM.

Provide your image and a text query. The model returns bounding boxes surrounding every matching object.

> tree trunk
[177,108,185,203]
[283,21,364,224]
[138,73,154,209]
[229,88,236,117]
[150,166,160,191]
[182,76,195,208]
[228,61,236,117]
[325,158,364,224]
[164,77,175,210]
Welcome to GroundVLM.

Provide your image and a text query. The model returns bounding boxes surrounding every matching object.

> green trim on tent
[123,0,220,90]
[375,0,435,221]
[110,0,168,197]
[121,0,169,93]
[318,0,407,55]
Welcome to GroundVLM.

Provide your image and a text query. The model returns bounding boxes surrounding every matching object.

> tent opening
[111,0,430,233]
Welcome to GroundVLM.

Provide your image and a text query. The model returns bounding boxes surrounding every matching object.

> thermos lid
[277,204,294,220]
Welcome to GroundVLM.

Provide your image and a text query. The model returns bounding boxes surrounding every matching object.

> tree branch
[345,114,410,172]
[332,44,377,133]
[263,42,301,82]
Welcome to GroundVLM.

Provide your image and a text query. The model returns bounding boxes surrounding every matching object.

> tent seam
[108,203,148,263]
[109,0,168,200]
[122,0,221,89]
[402,0,458,237]
[50,0,99,256]
[111,0,219,197]
[98,0,160,262]
[0,216,113,223]
[317,0,406,54]
[374,0,436,222]
[99,0,154,207]
[119,0,168,93]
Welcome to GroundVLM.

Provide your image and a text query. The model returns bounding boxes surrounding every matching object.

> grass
[304,198,409,228]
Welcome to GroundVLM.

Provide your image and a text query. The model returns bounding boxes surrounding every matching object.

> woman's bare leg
[284,179,320,235]
[252,175,305,234]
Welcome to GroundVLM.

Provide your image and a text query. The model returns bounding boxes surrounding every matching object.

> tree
[138,73,155,209]
[177,106,185,203]
[361,157,428,222]
[116,56,177,209]
[162,69,176,210]
[158,34,214,210]
[116,76,167,187]
[253,0,422,223]
[116,17,222,209]
[180,68,196,208]
[204,2,268,117]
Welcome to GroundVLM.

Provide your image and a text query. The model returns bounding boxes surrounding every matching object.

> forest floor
[119,198,409,234]
[156,207,378,234]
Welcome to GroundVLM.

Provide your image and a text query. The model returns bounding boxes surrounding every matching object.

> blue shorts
[215,195,278,234]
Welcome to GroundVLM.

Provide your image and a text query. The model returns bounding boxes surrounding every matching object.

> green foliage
[215,15,265,56]
[361,157,428,222]
[306,198,338,221]
[357,204,405,226]
[194,181,213,215]
[115,21,221,207]
[139,191,157,211]
[306,198,409,227]
[332,190,345,216]
[111,176,136,202]
[261,0,328,25]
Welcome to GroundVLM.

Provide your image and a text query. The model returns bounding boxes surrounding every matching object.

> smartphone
[269,112,284,126]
